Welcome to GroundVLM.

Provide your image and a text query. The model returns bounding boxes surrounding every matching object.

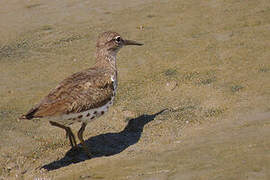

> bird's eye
[114,36,121,43]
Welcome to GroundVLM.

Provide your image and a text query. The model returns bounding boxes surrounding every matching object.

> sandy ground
[0,0,270,179]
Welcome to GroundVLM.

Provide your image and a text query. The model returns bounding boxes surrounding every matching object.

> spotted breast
[24,67,118,126]
[55,72,118,125]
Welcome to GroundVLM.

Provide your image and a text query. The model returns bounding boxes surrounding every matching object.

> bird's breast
[111,74,118,92]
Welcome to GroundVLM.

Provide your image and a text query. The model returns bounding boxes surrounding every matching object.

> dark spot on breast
[90,116,95,119]
[101,111,104,115]
[86,113,90,117]
[94,111,97,114]
[78,115,83,119]
[110,82,114,89]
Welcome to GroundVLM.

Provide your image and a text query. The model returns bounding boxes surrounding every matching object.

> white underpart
[50,98,114,125]
[50,74,117,125]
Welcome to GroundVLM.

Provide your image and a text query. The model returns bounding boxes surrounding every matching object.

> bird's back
[21,67,116,123]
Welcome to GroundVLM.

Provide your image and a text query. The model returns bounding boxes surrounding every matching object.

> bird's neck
[94,48,117,72]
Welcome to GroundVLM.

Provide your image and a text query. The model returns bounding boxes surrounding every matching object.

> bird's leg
[78,122,92,157]
[65,126,77,148]
[49,121,77,148]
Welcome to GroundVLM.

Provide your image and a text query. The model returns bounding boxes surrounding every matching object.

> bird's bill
[123,39,143,46]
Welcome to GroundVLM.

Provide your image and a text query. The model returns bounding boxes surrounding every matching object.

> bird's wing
[22,68,114,119]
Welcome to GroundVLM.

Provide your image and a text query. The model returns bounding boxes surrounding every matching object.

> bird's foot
[66,146,81,157]
[65,145,92,159]
[78,144,92,158]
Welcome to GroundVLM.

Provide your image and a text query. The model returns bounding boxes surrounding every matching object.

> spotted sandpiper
[20,31,143,156]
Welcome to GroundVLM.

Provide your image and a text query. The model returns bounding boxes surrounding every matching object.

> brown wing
[21,68,114,119]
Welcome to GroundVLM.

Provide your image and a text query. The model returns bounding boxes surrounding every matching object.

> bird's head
[96,31,143,54]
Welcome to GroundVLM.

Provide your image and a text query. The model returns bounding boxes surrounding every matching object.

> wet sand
[0,0,270,179]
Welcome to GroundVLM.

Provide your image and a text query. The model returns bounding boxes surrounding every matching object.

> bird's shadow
[42,109,167,171]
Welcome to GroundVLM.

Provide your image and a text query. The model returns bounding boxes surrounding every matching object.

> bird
[20,31,143,157]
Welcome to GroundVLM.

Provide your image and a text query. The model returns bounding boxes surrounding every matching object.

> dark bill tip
[123,39,143,46]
